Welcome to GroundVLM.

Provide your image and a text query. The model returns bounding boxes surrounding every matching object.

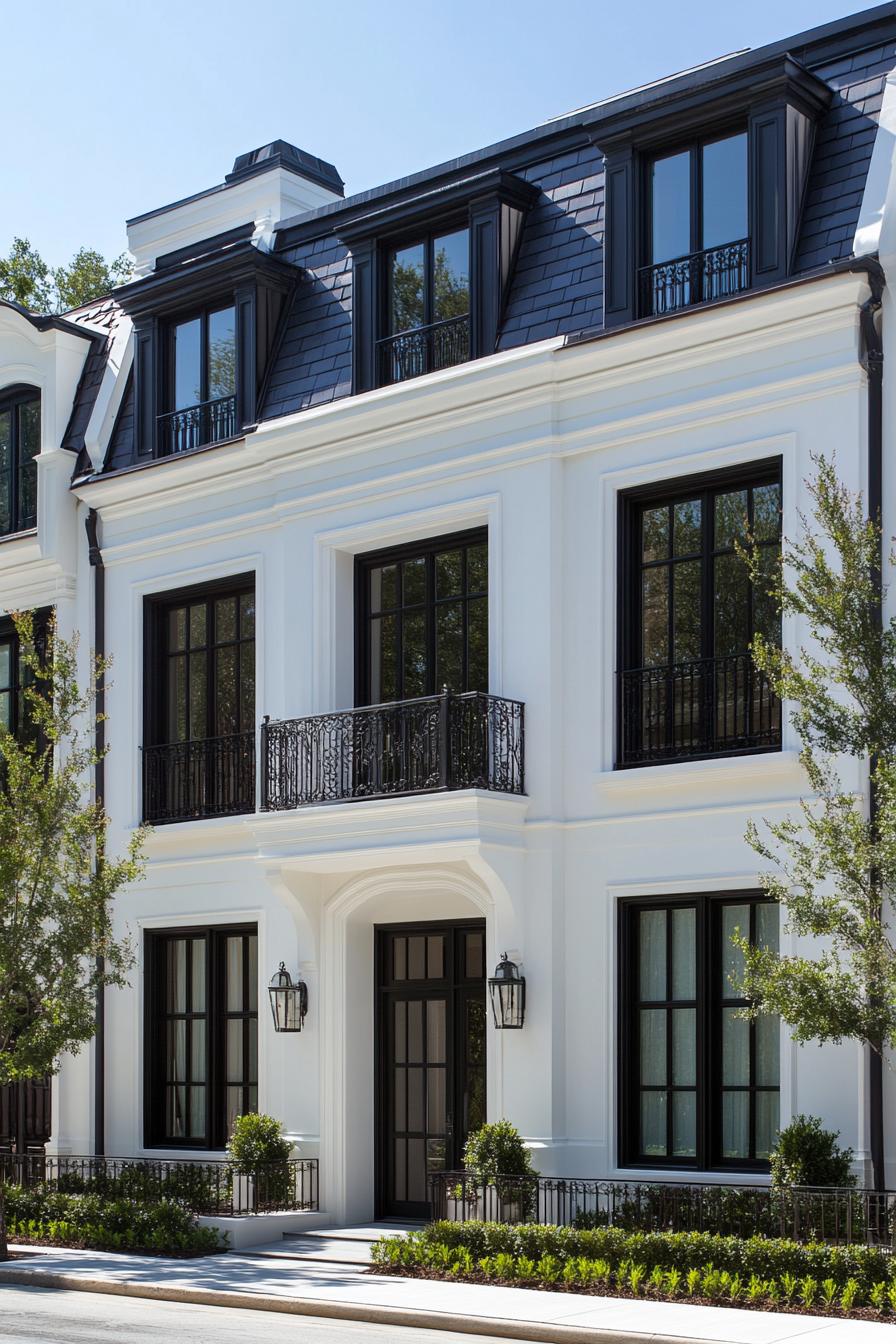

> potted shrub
[462,1119,536,1224]
[226,1113,294,1213]
[445,1177,480,1222]
[770,1115,859,1242]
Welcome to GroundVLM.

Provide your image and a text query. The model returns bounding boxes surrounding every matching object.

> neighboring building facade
[3,4,896,1221]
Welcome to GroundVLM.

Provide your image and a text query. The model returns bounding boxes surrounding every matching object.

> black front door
[377,921,486,1218]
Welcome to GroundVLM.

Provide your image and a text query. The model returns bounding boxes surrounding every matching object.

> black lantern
[488,952,526,1029]
[268,963,308,1033]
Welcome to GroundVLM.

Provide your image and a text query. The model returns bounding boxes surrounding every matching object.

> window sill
[594,748,802,798]
[0,526,37,546]
[613,1165,772,1185]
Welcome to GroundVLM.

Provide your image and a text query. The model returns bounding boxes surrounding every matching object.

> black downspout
[85,509,105,1158]
[851,258,885,1192]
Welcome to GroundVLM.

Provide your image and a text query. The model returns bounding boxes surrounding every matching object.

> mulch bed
[367,1263,891,1322]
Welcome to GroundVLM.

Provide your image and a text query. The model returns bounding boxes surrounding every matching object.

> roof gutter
[85,509,105,1158]
[849,255,886,1192]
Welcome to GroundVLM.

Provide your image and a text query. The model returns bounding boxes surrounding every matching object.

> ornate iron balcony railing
[639,239,750,317]
[156,393,237,457]
[142,729,255,823]
[376,314,470,386]
[262,690,524,809]
[618,652,780,767]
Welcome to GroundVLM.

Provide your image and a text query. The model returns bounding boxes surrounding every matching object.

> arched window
[0,386,40,536]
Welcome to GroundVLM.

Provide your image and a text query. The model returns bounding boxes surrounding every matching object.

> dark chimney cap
[226,140,344,196]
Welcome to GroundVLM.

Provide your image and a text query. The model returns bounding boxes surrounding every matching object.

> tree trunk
[0,1171,7,1261]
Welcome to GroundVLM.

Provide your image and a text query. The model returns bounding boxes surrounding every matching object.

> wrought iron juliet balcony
[156,394,237,457]
[639,239,750,318]
[618,653,781,767]
[262,690,524,809]
[142,730,255,823]
[376,314,470,386]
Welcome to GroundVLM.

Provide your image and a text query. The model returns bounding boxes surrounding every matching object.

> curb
[0,1266,724,1344]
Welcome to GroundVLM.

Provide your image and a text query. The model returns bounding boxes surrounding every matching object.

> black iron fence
[639,239,750,317]
[618,653,780,766]
[142,730,256,823]
[262,690,524,808]
[430,1172,896,1248]
[157,394,237,456]
[0,1152,318,1217]
[377,315,470,385]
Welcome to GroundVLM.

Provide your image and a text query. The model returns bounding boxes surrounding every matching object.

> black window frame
[382,223,471,337]
[617,458,783,767]
[354,528,488,707]
[165,302,237,411]
[144,923,258,1150]
[618,891,780,1173]
[0,385,40,538]
[144,573,256,751]
[0,609,51,743]
[644,127,749,267]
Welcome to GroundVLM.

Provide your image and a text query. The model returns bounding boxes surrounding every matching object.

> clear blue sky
[0,0,880,266]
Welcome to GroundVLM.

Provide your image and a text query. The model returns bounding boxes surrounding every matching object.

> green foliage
[740,456,896,1059]
[373,1219,894,1295]
[0,613,145,1087]
[4,1186,221,1254]
[226,1113,294,1210]
[226,1113,291,1169]
[463,1119,535,1181]
[372,1219,896,1316]
[53,248,131,312]
[0,238,131,314]
[770,1115,856,1189]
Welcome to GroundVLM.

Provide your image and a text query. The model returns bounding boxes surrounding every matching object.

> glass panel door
[378,922,486,1218]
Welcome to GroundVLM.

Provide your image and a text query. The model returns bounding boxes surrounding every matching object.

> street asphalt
[0,1283,532,1344]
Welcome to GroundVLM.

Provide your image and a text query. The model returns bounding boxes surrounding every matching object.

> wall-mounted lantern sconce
[488,952,526,1029]
[268,962,308,1032]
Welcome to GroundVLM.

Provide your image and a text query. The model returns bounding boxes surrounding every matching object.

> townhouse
[2,4,896,1226]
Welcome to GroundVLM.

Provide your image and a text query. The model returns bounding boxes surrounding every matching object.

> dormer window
[0,388,39,536]
[379,228,470,385]
[161,304,237,455]
[642,132,748,317]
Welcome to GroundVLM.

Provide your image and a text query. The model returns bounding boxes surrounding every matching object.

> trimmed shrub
[770,1116,856,1189]
[371,1220,894,1296]
[5,1186,222,1255]
[462,1120,537,1220]
[227,1113,294,1210]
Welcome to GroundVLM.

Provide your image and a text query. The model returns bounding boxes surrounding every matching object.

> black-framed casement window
[159,305,237,455]
[620,894,780,1171]
[0,610,49,742]
[618,461,782,766]
[378,228,470,385]
[145,925,258,1148]
[0,387,40,536]
[641,131,749,316]
[357,529,487,705]
[143,577,256,822]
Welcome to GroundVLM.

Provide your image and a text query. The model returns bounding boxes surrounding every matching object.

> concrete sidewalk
[1,1240,895,1344]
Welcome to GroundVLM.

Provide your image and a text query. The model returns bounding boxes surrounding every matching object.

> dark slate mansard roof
[97,4,896,473]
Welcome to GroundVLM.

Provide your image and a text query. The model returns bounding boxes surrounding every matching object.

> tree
[738,456,896,1191]
[0,238,131,315]
[53,248,131,312]
[0,613,146,1257]
[0,238,53,313]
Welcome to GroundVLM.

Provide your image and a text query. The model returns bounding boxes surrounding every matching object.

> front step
[274,1221,418,1266]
